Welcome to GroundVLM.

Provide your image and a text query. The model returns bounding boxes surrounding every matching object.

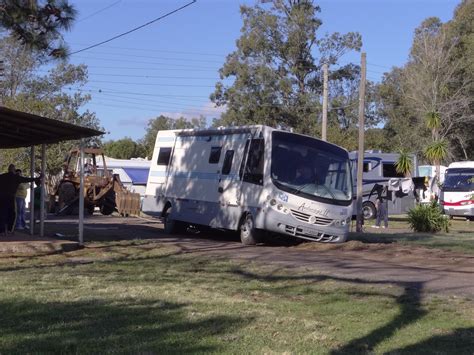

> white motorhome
[440,161,474,220]
[143,126,353,244]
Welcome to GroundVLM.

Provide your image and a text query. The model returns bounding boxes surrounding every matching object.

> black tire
[362,201,376,220]
[86,205,95,215]
[100,203,115,216]
[58,182,76,215]
[240,213,261,245]
[163,207,184,234]
[100,191,116,216]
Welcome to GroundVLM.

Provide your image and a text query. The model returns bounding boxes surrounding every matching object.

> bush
[407,201,450,233]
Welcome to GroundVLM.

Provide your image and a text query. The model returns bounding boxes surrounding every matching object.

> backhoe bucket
[116,189,141,217]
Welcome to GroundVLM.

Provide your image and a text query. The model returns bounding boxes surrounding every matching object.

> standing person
[0,164,40,236]
[15,169,28,230]
[372,186,389,229]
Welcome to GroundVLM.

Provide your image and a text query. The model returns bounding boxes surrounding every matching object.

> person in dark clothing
[369,184,389,229]
[0,164,40,236]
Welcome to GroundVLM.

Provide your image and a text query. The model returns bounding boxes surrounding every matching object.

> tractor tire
[57,182,76,215]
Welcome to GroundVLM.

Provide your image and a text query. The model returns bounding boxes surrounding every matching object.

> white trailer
[440,161,474,220]
[143,125,353,244]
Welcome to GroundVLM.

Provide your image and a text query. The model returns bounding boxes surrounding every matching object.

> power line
[70,0,197,55]
[367,62,392,69]
[77,0,122,23]
[74,50,224,64]
[69,43,225,57]
[87,79,215,88]
[67,86,210,99]
[72,55,218,70]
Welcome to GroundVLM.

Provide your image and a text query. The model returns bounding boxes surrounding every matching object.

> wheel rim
[362,205,373,219]
[241,216,252,238]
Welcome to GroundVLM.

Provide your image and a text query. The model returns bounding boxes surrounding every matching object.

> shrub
[407,201,450,233]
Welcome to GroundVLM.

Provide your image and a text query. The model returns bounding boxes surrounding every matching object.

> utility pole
[356,52,367,232]
[321,63,328,141]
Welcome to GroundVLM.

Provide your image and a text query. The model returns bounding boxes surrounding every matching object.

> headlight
[269,199,277,206]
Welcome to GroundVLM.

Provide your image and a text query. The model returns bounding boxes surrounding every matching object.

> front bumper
[443,205,474,217]
[261,208,349,243]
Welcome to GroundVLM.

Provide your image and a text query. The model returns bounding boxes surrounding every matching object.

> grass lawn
[0,240,473,354]
[352,217,474,255]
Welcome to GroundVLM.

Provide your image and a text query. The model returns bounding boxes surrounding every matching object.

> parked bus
[440,161,474,220]
[349,151,418,219]
[143,126,353,244]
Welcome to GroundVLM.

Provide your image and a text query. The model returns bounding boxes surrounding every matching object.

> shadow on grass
[392,327,474,354]
[230,268,474,354]
[0,298,250,353]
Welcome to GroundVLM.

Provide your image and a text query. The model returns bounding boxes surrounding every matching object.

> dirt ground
[2,214,474,300]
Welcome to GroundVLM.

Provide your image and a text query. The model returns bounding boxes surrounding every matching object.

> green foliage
[425,111,441,130]
[211,0,364,137]
[407,202,450,233]
[395,149,413,176]
[103,138,146,160]
[141,115,206,158]
[424,140,449,164]
[376,3,474,160]
[0,0,76,58]
[0,36,102,176]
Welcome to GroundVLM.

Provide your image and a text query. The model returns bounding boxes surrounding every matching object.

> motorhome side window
[243,139,264,185]
[222,150,234,175]
[157,147,172,166]
[209,146,222,164]
[383,163,404,178]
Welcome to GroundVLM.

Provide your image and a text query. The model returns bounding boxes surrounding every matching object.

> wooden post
[29,146,35,235]
[356,52,367,232]
[322,63,328,141]
[79,140,84,246]
[40,144,46,237]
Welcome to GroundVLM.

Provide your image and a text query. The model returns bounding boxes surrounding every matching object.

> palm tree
[424,111,444,182]
[395,149,413,177]
[424,139,448,186]
[425,111,441,141]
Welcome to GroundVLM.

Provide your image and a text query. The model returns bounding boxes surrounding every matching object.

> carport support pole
[40,144,46,237]
[30,146,35,235]
[79,140,85,245]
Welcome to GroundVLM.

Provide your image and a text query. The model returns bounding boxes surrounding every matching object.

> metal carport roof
[0,106,104,244]
[0,106,103,148]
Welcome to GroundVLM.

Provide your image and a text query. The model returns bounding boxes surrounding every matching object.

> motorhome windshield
[271,131,352,206]
[443,168,474,192]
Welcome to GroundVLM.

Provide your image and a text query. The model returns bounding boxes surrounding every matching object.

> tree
[210,0,362,136]
[103,138,146,160]
[395,149,414,177]
[141,115,207,158]
[377,10,473,161]
[0,36,101,178]
[0,0,76,58]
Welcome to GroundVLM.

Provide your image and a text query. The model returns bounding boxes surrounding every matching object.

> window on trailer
[209,146,222,164]
[157,147,172,166]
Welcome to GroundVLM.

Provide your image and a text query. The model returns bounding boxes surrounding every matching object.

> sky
[61,0,461,141]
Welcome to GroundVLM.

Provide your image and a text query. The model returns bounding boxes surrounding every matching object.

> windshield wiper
[316,184,337,199]
[294,183,314,195]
